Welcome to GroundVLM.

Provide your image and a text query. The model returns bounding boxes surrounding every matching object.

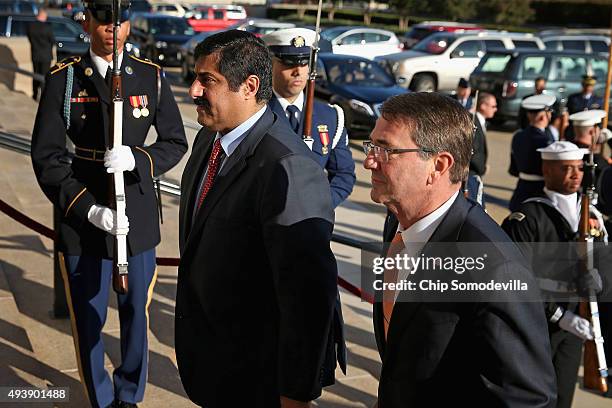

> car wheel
[410,74,436,92]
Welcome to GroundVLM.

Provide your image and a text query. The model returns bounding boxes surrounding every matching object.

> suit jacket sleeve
[261,153,338,402]
[469,119,487,176]
[471,285,557,407]
[326,127,355,207]
[30,69,97,223]
[131,70,187,181]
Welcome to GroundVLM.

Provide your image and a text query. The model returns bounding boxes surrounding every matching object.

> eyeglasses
[362,140,436,163]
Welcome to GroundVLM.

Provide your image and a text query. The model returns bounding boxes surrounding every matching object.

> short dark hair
[535,76,546,83]
[381,93,473,184]
[193,30,273,103]
[477,92,495,109]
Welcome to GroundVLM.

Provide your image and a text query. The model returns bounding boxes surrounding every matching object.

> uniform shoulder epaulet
[128,54,161,70]
[508,212,526,222]
[50,56,82,75]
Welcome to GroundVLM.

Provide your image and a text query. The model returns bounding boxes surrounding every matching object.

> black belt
[74,146,105,162]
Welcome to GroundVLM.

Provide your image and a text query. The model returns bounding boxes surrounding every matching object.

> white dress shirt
[90,48,124,78]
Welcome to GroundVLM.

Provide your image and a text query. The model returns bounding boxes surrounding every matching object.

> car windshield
[479,54,511,73]
[325,58,395,87]
[406,27,433,40]
[412,33,457,54]
[150,18,193,35]
[320,27,349,41]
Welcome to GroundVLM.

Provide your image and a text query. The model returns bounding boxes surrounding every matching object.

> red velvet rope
[0,198,373,304]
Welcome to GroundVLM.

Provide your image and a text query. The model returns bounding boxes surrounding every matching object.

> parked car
[401,21,483,49]
[151,2,189,17]
[130,13,195,67]
[178,19,296,81]
[320,26,403,60]
[376,31,545,93]
[315,53,407,136]
[469,49,610,123]
[0,0,37,15]
[187,5,245,32]
[541,34,610,53]
[0,14,89,60]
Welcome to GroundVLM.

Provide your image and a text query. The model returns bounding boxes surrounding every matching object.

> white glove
[104,145,135,173]
[87,204,129,236]
[559,310,594,341]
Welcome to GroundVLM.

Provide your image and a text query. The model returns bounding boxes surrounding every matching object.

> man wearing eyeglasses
[363,93,556,407]
[30,1,187,406]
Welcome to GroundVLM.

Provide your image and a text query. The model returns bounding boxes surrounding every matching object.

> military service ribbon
[318,124,330,155]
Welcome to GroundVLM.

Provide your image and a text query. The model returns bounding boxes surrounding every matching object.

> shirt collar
[274,90,304,115]
[475,111,486,130]
[90,48,124,78]
[398,191,459,245]
[215,105,267,157]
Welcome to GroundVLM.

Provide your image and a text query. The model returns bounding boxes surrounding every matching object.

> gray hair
[380,92,473,184]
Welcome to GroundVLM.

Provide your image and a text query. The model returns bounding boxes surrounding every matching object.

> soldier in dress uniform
[262,27,353,388]
[508,94,556,211]
[30,1,188,407]
[567,75,604,115]
[263,28,356,208]
[570,110,612,182]
[502,141,603,408]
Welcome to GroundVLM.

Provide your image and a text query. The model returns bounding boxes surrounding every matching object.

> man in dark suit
[30,1,188,407]
[263,28,355,208]
[465,91,493,206]
[176,30,338,408]
[450,77,473,110]
[26,7,54,100]
[363,92,557,407]
[567,75,604,115]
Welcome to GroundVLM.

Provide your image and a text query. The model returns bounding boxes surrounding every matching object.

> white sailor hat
[521,94,556,111]
[537,141,589,161]
[569,109,607,127]
[263,28,315,66]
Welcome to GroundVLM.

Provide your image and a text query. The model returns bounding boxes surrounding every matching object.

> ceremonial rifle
[462,90,479,198]
[302,0,323,150]
[577,141,608,393]
[109,0,129,294]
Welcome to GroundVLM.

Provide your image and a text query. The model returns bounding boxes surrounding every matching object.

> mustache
[193,96,208,106]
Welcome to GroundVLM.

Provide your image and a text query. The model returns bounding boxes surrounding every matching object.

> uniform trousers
[59,249,156,408]
[550,329,582,408]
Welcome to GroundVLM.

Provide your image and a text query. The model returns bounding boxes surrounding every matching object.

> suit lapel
[182,108,275,260]
[382,195,472,362]
[179,129,216,247]
[81,53,110,105]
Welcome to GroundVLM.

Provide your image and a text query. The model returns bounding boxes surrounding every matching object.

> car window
[543,40,559,50]
[412,33,456,55]
[479,54,511,72]
[520,56,547,79]
[364,32,390,43]
[9,20,28,36]
[325,58,394,87]
[561,40,585,51]
[484,40,505,51]
[50,21,79,37]
[550,56,587,81]
[316,59,327,81]
[513,40,540,49]
[213,10,224,19]
[591,40,609,53]
[19,2,35,13]
[320,27,350,42]
[590,58,608,81]
[339,33,362,45]
[150,18,193,35]
[451,40,483,58]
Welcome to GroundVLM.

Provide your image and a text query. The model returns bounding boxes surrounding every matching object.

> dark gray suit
[175,108,338,407]
[374,196,557,407]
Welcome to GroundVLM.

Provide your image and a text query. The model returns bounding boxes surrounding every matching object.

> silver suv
[376,31,545,92]
[541,34,610,53]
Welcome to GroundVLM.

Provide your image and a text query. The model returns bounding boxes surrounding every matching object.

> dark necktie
[196,139,223,211]
[105,65,112,89]
[286,105,300,133]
